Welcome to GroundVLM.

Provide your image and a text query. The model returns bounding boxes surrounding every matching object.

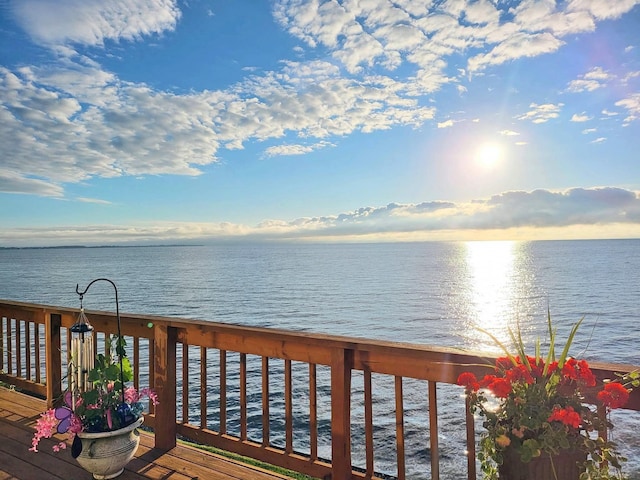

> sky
[1,0,640,247]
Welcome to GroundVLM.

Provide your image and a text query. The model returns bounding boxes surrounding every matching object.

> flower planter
[75,417,143,479]
[498,447,585,480]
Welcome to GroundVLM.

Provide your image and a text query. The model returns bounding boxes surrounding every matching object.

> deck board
[0,387,296,480]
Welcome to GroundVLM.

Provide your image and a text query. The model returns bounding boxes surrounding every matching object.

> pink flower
[124,386,139,404]
[140,387,159,406]
[30,409,58,453]
[68,415,83,435]
[52,442,66,452]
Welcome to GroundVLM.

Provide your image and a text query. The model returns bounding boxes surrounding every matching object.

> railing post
[154,323,177,450]
[465,395,477,480]
[331,347,353,480]
[44,312,62,408]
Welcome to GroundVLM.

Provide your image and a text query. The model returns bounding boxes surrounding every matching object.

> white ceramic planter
[75,416,143,479]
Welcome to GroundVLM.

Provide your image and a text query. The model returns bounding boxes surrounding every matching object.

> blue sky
[1,0,639,247]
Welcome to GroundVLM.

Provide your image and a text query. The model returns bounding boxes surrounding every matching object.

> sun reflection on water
[463,240,519,351]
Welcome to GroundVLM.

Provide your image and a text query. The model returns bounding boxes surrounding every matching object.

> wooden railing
[1,300,639,480]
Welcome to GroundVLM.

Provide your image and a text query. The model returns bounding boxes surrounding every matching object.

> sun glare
[465,240,517,349]
[475,142,503,169]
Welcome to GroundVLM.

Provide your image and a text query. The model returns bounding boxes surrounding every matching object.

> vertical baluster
[428,381,440,480]
[466,394,477,480]
[182,343,189,424]
[15,319,21,377]
[34,322,41,384]
[395,376,406,480]
[597,403,608,471]
[148,338,156,414]
[220,349,227,435]
[133,337,140,391]
[262,356,270,447]
[200,347,208,428]
[240,353,247,441]
[364,368,374,476]
[5,318,11,376]
[0,316,4,373]
[309,363,317,461]
[25,321,31,380]
[285,359,293,453]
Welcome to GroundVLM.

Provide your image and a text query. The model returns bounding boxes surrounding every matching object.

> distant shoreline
[0,238,638,250]
[0,244,204,250]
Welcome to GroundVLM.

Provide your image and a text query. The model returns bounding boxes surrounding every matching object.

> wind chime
[74,278,128,415]
[69,295,95,406]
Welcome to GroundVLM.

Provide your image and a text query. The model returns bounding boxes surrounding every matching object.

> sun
[475,142,503,169]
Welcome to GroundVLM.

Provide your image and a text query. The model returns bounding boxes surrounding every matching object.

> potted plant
[30,279,158,480]
[457,315,638,480]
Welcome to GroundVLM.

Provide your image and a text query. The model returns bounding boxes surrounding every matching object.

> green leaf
[81,389,99,405]
[105,363,121,381]
[557,316,584,368]
[476,326,519,367]
[121,357,133,382]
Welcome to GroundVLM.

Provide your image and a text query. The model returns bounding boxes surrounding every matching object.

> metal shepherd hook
[75,278,126,406]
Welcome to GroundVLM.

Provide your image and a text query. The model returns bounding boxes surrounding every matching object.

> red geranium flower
[546,361,558,374]
[562,358,578,381]
[548,405,581,429]
[487,377,512,398]
[495,357,512,372]
[506,364,534,385]
[457,372,480,392]
[574,359,596,386]
[597,382,630,409]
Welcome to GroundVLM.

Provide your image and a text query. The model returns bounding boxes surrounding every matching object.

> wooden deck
[0,387,298,480]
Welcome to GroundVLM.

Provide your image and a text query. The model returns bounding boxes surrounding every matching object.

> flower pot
[75,417,143,479]
[498,447,585,480]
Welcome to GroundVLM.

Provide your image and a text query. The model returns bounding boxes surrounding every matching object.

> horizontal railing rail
[1,300,639,480]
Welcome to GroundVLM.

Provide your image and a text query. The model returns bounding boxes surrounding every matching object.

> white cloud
[0,170,64,197]
[9,0,181,47]
[615,93,640,124]
[437,119,455,128]
[517,103,563,123]
[1,187,638,246]
[0,59,436,196]
[590,137,606,143]
[623,70,640,83]
[468,32,564,74]
[77,197,113,204]
[274,0,636,78]
[499,130,520,136]
[571,113,592,122]
[582,128,597,134]
[566,0,640,21]
[263,141,334,158]
[2,0,639,199]
[567,67,613,92]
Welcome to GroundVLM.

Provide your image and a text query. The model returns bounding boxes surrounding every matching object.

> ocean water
[1,240,639,477]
